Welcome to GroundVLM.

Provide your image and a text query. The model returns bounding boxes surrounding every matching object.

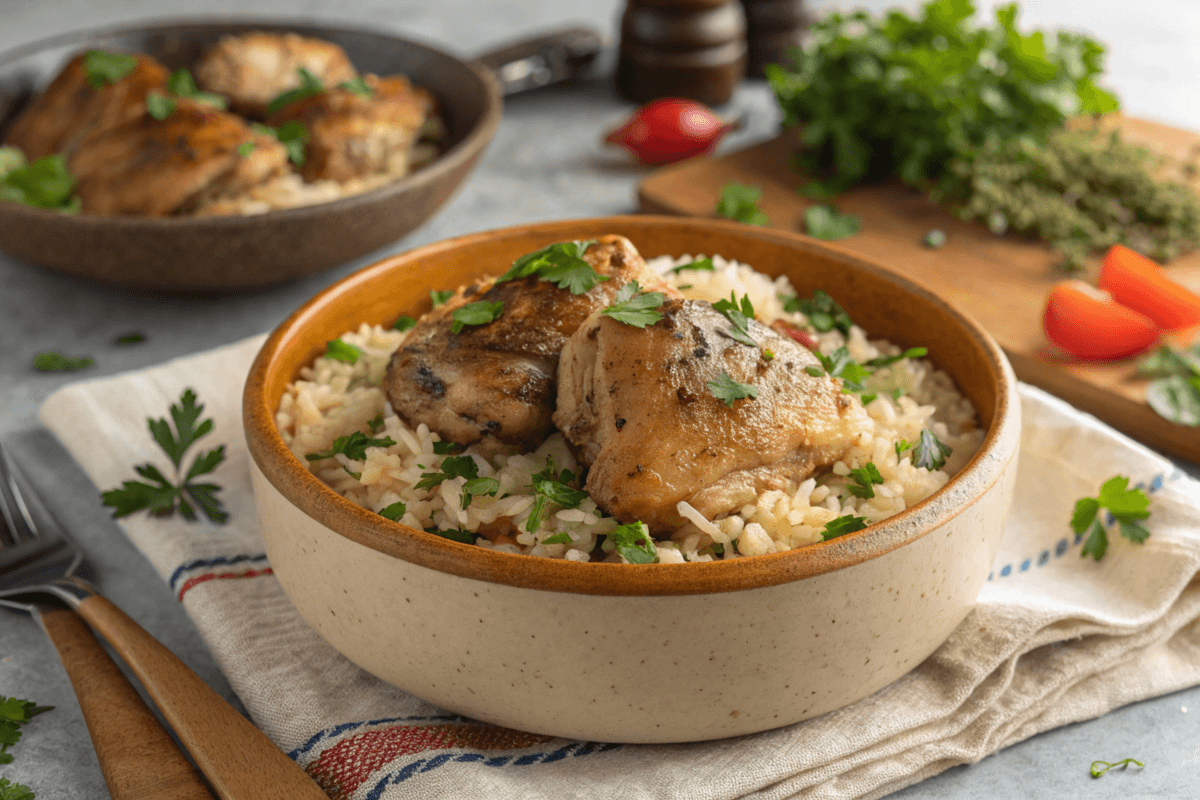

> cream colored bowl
[243,216,1021,743]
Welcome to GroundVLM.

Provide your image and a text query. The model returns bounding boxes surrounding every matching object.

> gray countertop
[1,0,1198,797]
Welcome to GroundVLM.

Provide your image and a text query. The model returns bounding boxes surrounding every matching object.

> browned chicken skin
[68,99,288,216]
[555,298,864,532]
[193,32,358,118]
[267,74,434,182]
[5,52,167,160]
[385,236,674,448]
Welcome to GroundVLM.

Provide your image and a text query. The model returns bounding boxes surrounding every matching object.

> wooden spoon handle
[73,594,327,800]
[36,606,216,800]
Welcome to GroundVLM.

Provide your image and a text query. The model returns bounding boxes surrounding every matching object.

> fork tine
[0,443,82,589]
[0,444,30,546]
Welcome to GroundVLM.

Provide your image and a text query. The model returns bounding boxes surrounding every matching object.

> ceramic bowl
[0,19,501,293]
[243,215,1021,743]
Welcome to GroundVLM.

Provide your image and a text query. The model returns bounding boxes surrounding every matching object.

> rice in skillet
[274,255,984,563]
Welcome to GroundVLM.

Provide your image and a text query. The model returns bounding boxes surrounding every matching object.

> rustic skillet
[243,216,1022,742]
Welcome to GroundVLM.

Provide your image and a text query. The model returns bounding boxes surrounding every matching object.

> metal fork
[0,444,327,800]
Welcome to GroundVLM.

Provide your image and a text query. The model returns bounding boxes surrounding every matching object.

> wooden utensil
[637,117,1200,464]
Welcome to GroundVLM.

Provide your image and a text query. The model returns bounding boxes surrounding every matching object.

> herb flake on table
[716,182,769,225]
[847,463,884,499]
[306,431,396,463]
[601,280,665,328]
[496,240,608,295]
[32,351,92,372]
[113,332,146,346]
[325,338,362,364]
[822,514,868,540]
[1090,758,1143,778]
[1071,475,1151,561]
[451,300,504,333]
[712,291,757,347]
[84,50,137,88]
[911,429,952,471]
[804,205,860,240]
[100,389,229,523]
[609,521,658,564]
[266,67,325,114]
[708,370,757,407]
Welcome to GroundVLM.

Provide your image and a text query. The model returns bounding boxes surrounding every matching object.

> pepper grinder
[615,0,748,107]
[741,0,810,77]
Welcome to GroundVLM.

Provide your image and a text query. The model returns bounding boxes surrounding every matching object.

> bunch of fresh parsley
[1071,476,1151,561]
[100,389,229,523]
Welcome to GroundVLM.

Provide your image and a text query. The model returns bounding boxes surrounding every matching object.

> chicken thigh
[555,298,865,532]
[384,235,672,448]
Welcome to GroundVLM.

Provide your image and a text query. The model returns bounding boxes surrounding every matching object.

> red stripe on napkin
[177,567,275,601]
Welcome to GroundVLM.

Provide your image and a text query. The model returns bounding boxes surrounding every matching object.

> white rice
[275,255,985,563]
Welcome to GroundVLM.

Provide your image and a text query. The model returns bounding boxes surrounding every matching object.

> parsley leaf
[1,154,78,211]
[1144,374,1200,426]
[393,314,417,332]
[415,454,479,490]
[367,413,385,433]
[609,521,658,564]
[911,429,952,471]
[113,331,146,345]
[496,240,607,295]
[325,338,362,364]
[708,370,758,407]
[894,438,912,459]
[0,777,35,800]
[814,346,870,386]
[865,347,928,368]
[1090,758,1143,778]
[237,141,255,157]
[84,50,137,87]
[847,462,884,499]
[32,352,92,372]
[266,67,325,114]
[712,291,757,347]
[716,182,769,225]
[339,76,373,98]
[430,289,453,307]
[380,501,406,521]
[601,280,665,328]
[524,457,588,533]
[1070,475,1152,561]
[668,257,714,274]
[0,696,52,768]
[460,476,500,509]
[100,390,228,523]
[166,68,227,109]
[450,300,504,333]
[272,120,309,166]
[782,290,853,336]
[427,527,476,544]
[432,440,461,455]
[542,531,572,545]
[305,431,396,462]
[822,514,868,540]
[146,92,176,121]
[804,205,861,240]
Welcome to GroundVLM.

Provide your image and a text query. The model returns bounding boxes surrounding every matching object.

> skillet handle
[474,26,605,96]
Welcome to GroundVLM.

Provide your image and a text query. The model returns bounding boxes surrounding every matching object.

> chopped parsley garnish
[252,121,309,165]
[847,462,884,499]
[146,92,176,121]
[814,346,870,387]
[712,291,757,347]
[325,338,362,364]
[393,314,417,332]
[496,240,608,295]
[1,154,79,211]
[367,413,385,433]
[1071,476,1151,561]
[460,476,500,509]
[266,67,325,114]
[166,68,227,109]
[822,514,868,540]
[804,205,861,240]
[113,331,146,345]
[782,290,853,336]
[100,389,228,523]
[805,366,824,378]
[716,182,769,225]
[1137,343,1200,426]
[668,257,714,274]
[525,456,588,533]
[609,521,658,564]
[380,501,406,521]
[894,439,913,459]
[450,300,504,333]
[426,527,476,544]
[305,431,396,462]
[415,454,480,490]
[237,141,255,157]
[1090,758,1143,778]
[432,440,461,455]
[339,76,373,98]
[32,352,92,372]
[0,696,52,766]
[600,280,665,328]
[541,531,572,545]
[430,289,453,307]
[84,50,137,87]
[708,370,758,407]
[865,347,928,368]
[762,349,775,362]
[911,429,952,471]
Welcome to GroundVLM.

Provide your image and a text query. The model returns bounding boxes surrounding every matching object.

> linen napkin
[38,334,1200,800]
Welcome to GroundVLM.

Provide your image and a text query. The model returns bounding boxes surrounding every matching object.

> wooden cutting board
[638,116,1200,465]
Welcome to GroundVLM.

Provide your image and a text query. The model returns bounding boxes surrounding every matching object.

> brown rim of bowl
[244,215,1019,597]
[0,17,503,228]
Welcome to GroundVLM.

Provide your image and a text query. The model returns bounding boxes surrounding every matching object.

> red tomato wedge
[1097,244,1200,330]
[1042,280,1160,360]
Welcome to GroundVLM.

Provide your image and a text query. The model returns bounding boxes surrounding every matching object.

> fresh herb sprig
[451,300,504,333]
[0,697,52,766]
[0,777,35,800]
[496,240,607,295]
[712,291,756,347]
[524,457,588,533]
[911,429,953,471]
[782,290,853,336]
[601,281,665,328]
[822,514,868,540]
[708,370,758,407]
[608,521,658,564]
[716,182,769,225]
[1090,758,1143,778]
[1071,475,1151,561]
[306,431,396,463]
[415,454,496,511]
[100,390,228,523]
[847,463,884,499]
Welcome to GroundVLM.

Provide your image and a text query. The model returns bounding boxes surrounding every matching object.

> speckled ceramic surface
[243,216,1022,742]
[0,20,502,293]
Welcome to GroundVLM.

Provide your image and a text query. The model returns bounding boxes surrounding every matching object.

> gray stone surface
[0,0,1197,798]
